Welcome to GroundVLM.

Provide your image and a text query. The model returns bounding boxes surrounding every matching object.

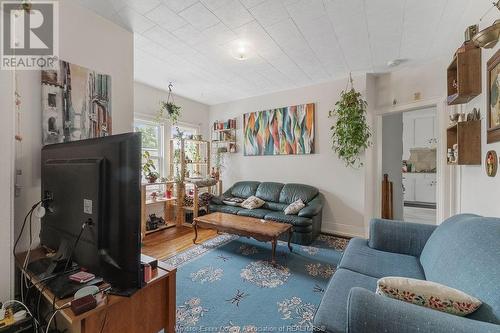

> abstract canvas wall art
[243,103,315,156]
[42,60,112,145]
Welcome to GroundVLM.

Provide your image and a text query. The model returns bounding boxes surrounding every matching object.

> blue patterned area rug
[163,234,349,332]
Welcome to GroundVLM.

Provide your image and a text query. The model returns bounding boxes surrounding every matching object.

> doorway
[382,107,438,224]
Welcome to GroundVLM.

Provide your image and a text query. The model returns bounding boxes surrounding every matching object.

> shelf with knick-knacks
[141,181,177,238]
[446,118,481,166]
[212,119,237,153]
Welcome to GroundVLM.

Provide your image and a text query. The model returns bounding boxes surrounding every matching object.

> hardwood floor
[142,225,218,260]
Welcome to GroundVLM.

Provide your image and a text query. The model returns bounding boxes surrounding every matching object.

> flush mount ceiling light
[230,40,253,61]
[472,1,500,49]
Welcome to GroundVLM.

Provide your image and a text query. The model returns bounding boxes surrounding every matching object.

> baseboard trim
[321,221,366,239]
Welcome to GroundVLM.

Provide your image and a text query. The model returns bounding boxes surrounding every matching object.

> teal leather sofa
[209,181,323,245]
[313,214,500,333]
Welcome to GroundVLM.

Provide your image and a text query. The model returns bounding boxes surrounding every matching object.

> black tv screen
[40,132,142,294]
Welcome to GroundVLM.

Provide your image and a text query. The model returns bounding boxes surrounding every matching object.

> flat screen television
[40,132,142,295]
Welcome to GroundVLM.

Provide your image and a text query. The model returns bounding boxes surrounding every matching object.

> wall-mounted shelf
[212,119,237,153]
[446,120,481,165]
[447,42,481,105]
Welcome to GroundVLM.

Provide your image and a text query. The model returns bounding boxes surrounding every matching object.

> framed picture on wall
[487,49,500,143]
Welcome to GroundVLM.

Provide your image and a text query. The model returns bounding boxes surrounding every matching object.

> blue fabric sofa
[313,214,500,333]
[209,181,323,245]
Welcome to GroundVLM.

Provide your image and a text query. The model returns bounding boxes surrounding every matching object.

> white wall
[0,69,14,299]
[134,81,210,140]
[209,77,368,237]
[457,44,500,217]
[14,0,134,260]
[375,60,447,109]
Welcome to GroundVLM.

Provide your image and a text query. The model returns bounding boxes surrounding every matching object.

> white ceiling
[76,0,496,105]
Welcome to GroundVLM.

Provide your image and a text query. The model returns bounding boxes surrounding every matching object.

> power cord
[63,218,94,272]
[2,299,39,331]
[14,198,51,302]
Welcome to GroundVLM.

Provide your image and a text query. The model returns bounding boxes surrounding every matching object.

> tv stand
[17,248,176,333]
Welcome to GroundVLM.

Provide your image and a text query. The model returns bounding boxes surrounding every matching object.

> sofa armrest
[347,288,499,333]
[298,194,323,218]
[368,218,436,257]
[210,188,233,205]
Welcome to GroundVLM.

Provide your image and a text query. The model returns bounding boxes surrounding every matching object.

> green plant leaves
[329,88,372,168]
[157,101,181,125]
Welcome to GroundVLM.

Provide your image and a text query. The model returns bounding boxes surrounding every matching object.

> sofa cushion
[255,182,284,202]
[208,204,242,215]
[279,183,318,204]
[237,208,270,219]
[340,238,425,280]
[313,268,378,333]
[241,196,265,209]
[376,277,482,317]
[262,202,288,212]
[230,181,260,199]
[264,211,312,227]
[284,199,305,215]
[420,214,500,324]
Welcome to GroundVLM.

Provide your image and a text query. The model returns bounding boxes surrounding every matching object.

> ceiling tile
[292,15,347,75]
[144,4,187,31]
[121,0,162,14]
[325,0,372,71]
[202,23,238,45]
[171,24,203,46]
[211,1,254,29]
[364,0,404,67]
[179,2,220,29]
[201,0,233,11]
[116,6,156,33]
[285,0,324,21]
[162,0,199,13]
[76,0,487,104]
[240,0,267,9]
[249,0,289,27]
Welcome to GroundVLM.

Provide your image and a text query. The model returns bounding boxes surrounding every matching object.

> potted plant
[329,75,372,168]
[158,101,181,124]
[143,151,159,183]
[157,83,182,125]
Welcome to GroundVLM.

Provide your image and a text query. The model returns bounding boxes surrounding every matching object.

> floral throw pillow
[376,277,482,316]
[241,196,265,210]
[284,199,305,215]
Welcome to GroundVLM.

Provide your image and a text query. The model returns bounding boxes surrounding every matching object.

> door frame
[374,97,451,225]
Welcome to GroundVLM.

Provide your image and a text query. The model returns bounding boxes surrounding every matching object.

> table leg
[193,221,198,244]
[271,238,277,265]
[287,228,293,252]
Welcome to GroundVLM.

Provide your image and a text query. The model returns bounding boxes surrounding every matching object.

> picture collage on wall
[42,60,112,145]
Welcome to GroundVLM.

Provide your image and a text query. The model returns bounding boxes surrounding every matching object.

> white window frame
[171,122,199,139]
[134,117,166,179]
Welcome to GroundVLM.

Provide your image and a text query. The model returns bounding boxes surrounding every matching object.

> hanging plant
[157,82,181,125]
[329,75,372,168]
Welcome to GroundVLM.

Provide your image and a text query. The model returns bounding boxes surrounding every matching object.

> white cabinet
[403,110,437,160]
[403,173,436,203]
[414,117,436,148]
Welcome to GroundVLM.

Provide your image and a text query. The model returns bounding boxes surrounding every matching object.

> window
[171,124,198,138]
[134,119,164,181]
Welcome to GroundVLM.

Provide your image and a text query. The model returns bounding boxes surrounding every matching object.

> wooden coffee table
[193,212,293,264]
